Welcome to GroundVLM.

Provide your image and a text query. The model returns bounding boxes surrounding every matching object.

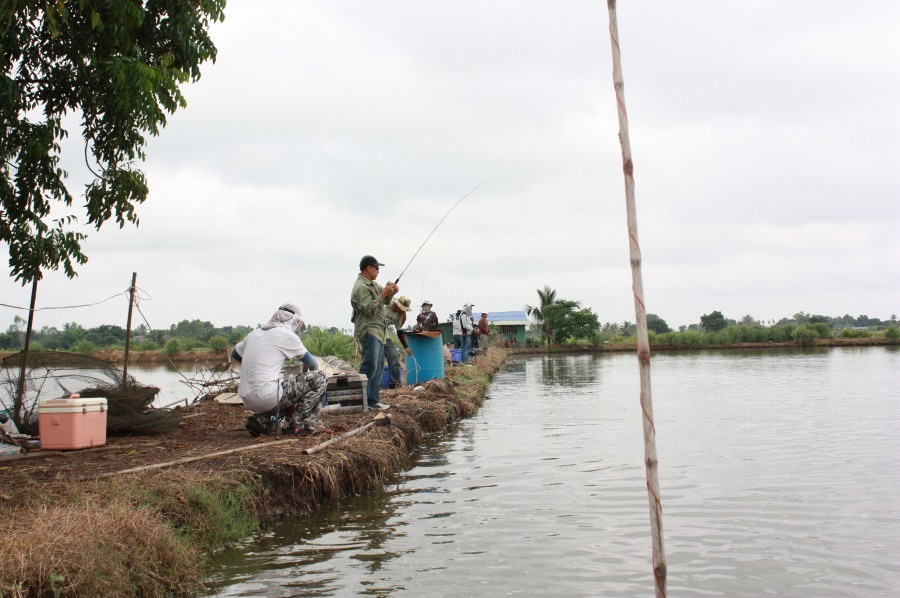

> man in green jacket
[351,255,399,409]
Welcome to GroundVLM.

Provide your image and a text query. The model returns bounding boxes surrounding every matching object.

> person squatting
[232,304,327,437]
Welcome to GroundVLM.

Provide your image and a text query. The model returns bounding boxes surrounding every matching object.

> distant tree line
[524,285,898,347]
[0,317,253,354]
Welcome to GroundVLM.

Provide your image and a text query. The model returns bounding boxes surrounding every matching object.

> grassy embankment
[0,348,505,597]
[512,324,898,353]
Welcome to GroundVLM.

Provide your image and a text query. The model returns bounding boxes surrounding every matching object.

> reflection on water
[205,348,900,597]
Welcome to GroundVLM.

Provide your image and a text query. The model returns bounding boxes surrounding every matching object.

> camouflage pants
[278,370,327,431]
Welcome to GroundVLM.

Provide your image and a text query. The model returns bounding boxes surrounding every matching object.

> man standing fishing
[351,255,399,409]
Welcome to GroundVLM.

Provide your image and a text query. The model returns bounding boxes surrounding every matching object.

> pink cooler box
[39,397,107,450]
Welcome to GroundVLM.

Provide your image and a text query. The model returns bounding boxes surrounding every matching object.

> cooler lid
[39,397,107,411]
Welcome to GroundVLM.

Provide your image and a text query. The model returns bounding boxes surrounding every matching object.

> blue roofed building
[485,311,529,347]
[437,310,529,348]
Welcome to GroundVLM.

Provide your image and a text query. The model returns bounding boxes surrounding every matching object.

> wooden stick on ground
[606,1,667,596]
[90,437,298,479]
[303,422,375,455]
[90,420,379,480]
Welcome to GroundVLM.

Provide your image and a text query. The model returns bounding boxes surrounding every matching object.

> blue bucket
[381,365,390,389]
[405,333,445,385]
[450,348,461,362]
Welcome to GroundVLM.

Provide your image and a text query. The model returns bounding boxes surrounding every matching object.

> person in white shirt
[459,303,475,364]
[232,303,326,436]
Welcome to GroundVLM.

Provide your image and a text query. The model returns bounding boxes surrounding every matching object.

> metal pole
[122,272,137,387]
[606,1,667,595]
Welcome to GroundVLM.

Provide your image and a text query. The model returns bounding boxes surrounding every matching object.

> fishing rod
[394,175,503,285]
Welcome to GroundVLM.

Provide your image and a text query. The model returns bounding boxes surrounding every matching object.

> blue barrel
[405,333,445,385]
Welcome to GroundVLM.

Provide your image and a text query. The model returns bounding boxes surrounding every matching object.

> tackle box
[38,397,108,450]
[325,373,368,411]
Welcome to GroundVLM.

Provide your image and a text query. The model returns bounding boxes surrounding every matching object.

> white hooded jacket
[235,305,308,413]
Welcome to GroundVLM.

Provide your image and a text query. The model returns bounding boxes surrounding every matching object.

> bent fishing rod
[394,175,503,285]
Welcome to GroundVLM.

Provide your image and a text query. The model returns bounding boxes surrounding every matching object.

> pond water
[192,347,899,596]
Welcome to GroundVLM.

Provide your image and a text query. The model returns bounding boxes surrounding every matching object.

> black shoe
[246,416,264,438]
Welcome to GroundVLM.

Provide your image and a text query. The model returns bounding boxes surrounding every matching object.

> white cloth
[460,310,473,333]
[452,314,462,335]
[235,326,308,414]
[260,304,306,333]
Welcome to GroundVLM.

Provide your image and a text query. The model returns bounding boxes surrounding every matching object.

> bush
[164,338,181,356]
[810,322,833,339]
[136,339,159,351]
[885,326,899,344]
[209,335,228,353]
[792,324,818,346]
[73,340,95,354]
[770,324,794,341]
[839,327,868,338]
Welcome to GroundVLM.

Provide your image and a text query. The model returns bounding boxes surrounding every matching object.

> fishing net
[188,355,357,405]
[183,363,240,403]
[0,351,181,436]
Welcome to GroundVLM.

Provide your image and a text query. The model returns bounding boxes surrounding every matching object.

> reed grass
[301,327,357,364]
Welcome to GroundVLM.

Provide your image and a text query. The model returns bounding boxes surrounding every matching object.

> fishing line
[420,265,427,300]
[394,175,503,285]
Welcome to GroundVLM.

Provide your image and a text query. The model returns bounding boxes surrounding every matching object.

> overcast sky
[2,1,898,334]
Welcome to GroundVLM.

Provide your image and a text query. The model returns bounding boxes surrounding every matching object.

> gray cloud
[2,0,898,334]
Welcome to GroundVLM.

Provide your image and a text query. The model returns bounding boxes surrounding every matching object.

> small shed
[486,311,529,347]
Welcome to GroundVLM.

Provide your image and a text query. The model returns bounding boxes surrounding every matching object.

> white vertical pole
[605,2,667,596]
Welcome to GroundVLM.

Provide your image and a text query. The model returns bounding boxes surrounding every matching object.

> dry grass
[0,503,200,597]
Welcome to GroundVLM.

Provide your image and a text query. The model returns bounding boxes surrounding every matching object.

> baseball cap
[359,255,385,270]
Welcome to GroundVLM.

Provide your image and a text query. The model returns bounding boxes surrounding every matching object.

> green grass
[127,473,260,551]
[302,327,357,364]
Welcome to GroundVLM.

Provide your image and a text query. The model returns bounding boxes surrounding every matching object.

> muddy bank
[0,349,506,597]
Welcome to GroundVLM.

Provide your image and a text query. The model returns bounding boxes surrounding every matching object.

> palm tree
[525,285,557,345]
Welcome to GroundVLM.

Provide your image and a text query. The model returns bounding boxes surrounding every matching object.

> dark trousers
[360,333,385,405]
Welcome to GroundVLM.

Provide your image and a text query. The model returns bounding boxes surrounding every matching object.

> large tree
[542,299,600,343]
[525,285,557,345]
[700,310,728,332]
[1,0,225,283]
[646,313,670,334]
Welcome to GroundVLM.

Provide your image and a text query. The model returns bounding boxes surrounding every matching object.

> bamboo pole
[303,421,375,455]
[605,1,667,596]
[122,272,137,386]
[90,437,299,479]
[89,420,379,479]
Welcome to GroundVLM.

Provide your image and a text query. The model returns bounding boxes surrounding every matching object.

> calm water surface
[203,347,900,597]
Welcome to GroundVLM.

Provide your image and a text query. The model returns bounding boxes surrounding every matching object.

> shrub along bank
[516,325,898,351]
[0,349,506,597]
